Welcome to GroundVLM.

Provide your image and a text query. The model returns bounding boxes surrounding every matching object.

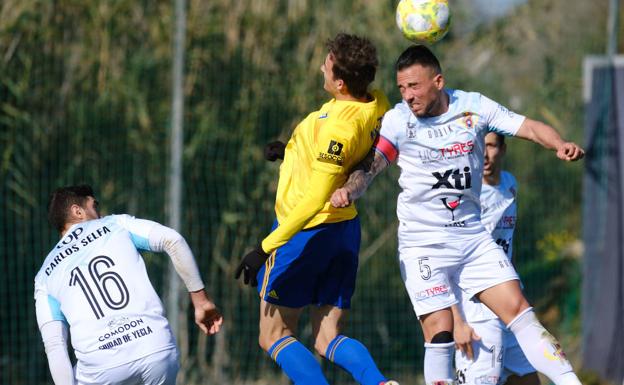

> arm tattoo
[344,149,389,201]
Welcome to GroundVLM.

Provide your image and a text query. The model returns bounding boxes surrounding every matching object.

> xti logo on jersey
[431,167,472,190]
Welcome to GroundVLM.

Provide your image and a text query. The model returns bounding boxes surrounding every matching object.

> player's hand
[454,321,480,361]
[234,246,270,287]
[264,141,286,161]
[190,290,223,335]
[556,142,584,161]
[330,188,351,208]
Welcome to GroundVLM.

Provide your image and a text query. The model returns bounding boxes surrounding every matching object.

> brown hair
[326,33,378,99]
[47,184,95,232]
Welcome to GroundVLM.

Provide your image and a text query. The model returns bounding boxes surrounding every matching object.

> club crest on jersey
[319,112,329,119]
[406,122,417,139]
[318,140,344,165]
[461,112,478,129]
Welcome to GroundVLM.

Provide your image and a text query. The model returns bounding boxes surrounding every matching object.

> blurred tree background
[0,0,615,383]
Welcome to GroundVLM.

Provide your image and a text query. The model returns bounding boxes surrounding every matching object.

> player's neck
[60,218,87,237]
[426,89,449,117]
[334,92,371,103]
[483,171,501,186]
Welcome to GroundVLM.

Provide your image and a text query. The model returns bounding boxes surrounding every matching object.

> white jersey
[34,215,176,371]
[481,171,517,257]
[375,89,525,248]
[460,171,518,322]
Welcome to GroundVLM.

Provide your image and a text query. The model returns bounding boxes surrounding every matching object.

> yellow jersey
[261,89,390,252]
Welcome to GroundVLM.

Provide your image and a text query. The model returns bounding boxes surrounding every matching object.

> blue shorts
[257,217,360,309]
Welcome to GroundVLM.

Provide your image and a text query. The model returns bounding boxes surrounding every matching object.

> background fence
[0,0,616,384]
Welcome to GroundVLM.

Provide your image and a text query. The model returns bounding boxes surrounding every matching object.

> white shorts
[399,231,519,317]
[76,348,179,385]
[455,320,536,385]
[500,330,536,382]
[455,319,505,385]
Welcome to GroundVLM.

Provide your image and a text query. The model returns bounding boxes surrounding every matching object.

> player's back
[34,215,176,371]
[275,89,389,228]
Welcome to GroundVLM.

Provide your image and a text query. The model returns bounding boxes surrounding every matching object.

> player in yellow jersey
[234,33,396,385]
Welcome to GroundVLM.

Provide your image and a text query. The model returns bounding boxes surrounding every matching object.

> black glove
[264,141,286,161]
[234,246,270,287]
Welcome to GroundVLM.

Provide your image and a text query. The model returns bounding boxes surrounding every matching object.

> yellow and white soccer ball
[396,0,451,44]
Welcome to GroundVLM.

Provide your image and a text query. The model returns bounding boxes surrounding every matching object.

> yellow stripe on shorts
[259,250,276,299]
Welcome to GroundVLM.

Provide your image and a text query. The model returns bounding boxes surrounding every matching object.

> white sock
[507,308,581,385]
[423,341,455,385]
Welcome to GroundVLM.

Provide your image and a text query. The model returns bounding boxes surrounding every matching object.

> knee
[313,331,336,357]
[259,329,285,352]
[258,333,272,352]
[430,331,453,344]
[420,310,453,342]
[506,295,530,318]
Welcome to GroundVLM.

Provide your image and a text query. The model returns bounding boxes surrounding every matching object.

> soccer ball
[396,0,450,44]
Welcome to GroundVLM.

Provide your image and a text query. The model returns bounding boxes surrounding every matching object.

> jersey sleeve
[261,120,355,252]
[480,94,526,136]
[115,214,204,291]
[113,214,158,251]
[34,276,67,329]
[375,110,401,163]
[147,223,205,292]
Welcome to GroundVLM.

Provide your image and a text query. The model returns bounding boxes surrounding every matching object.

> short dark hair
[326,33,378,99]
[488,132,505,146]
[495,133,505,146]
[396,45,442,74]
[47,184,95,232]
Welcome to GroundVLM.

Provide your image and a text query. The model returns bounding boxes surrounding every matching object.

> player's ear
[336,78,347,93]
[69,203,83,219]
[433,73,445,90]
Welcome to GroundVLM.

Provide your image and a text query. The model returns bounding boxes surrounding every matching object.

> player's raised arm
[514,118,584,161]
[147,222,223,335]
[331,148,390,208]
